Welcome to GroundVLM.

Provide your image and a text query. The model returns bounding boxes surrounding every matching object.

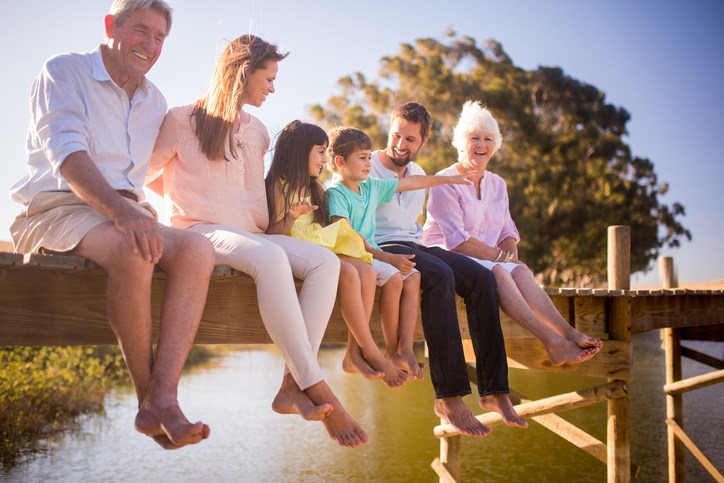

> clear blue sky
[2,0,723,286]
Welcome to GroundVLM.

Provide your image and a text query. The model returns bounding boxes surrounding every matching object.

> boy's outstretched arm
[396,173,473,192]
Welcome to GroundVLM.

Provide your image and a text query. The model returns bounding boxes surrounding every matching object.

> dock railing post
[659,256,685,482]
[607,226,631,482]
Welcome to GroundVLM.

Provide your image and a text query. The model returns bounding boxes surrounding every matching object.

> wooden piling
[607,226,631,483]
[660,255,685,483]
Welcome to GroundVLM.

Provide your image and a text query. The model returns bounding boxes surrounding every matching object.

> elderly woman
[146,35,366,448]
[422,101,601,366]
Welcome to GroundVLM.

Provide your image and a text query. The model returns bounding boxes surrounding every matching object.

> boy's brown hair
[326,126,372,172]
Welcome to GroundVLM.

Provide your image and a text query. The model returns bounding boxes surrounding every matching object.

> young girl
[265,120,410,388]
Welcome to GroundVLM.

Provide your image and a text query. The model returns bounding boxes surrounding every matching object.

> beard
[386,147,415,167]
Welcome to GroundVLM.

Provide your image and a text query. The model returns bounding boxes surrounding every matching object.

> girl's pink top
[422,164,519,249]
[147,104,270,232]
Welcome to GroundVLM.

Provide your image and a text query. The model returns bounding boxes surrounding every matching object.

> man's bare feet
[547,338,600,366]
[305,381,368,448]
[272,373,333,420]
[479,394,528,428]
[135,401,209,448]
[392,349,426,380]
[434,397,491,437]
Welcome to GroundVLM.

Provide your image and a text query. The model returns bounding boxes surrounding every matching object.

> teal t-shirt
[327,177,399,249]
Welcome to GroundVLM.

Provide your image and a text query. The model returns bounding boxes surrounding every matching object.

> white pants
[189,224,340,390]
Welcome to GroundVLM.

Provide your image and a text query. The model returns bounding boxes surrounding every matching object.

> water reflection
[3,334,722,482]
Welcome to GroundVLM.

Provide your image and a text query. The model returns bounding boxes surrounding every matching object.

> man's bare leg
[493,266,599,366]
[434,397,491,437]
[75,224,213,448]
[272,372,333,420]
[479,394,528,428]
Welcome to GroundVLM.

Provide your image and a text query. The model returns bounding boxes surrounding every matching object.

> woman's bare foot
[305,381,368,448]
[569,330,603,349]
[434,397,491,437]
[272,373,333,421]
[547,338,600,366]
[479,394,528,428]
[135,401,209,448]
[342,347,384,380]
[392,349,426,380]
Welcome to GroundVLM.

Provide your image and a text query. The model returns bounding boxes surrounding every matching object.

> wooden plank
[664,369,724,396]
[434,380,628,438]
[573,296,607,336]
[680,346,724,370]
[681,324,724,342]
[663,327,685,482]
[630,295,724,334]
[430,457,456,483]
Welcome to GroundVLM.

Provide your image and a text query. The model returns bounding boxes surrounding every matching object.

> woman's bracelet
[493,248,503,262]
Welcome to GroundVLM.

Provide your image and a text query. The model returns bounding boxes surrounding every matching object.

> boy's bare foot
[547,338,600,366]
[135,401,209,448]
[342,348,384,380]
[479,394,528,428]
[434,397,491,437]
[272,373,333,420]
[305,381,368,448]
[392,349,426,380]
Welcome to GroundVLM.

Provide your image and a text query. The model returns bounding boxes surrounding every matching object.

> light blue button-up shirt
[10,46,167,204]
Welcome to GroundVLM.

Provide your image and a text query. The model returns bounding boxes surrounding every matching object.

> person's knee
[404,271,421,291]
[358,263,377,288]
[163,230,215,273]
[423,261,454,294]
[384,272,403,294]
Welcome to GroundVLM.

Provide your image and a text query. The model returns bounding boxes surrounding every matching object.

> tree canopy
[309,32,690,286]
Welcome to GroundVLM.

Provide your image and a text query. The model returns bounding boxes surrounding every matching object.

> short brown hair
[326,127,372,171]
[391,102,432,140]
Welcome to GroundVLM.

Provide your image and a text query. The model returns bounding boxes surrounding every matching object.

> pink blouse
[422,165,520,250]
[147,104,270,232]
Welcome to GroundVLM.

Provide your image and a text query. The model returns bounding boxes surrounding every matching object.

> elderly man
[369,102,528,436]
[9,0,215,449]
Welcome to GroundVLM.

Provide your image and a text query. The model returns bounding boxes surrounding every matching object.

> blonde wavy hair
[192,35,287,161]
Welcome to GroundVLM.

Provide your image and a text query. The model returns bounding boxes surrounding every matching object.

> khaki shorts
[10,191,156,255]
[371,258,418,287]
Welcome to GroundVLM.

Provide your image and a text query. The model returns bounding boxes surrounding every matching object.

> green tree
[310,32,690,286]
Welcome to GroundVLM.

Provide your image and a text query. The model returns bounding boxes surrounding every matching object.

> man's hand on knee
[114,209,164,264]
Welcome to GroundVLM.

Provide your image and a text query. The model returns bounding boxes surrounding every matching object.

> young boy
[325,126,472,383]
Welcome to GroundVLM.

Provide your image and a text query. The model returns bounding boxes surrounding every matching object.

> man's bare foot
[434,397,491,437]
[479,394,528,428]
[305,381,368,448]
[392,349,426,380]
[342,348,384,380]
[272,373,333,421]
[135,401,209,448]
[547,338,600,366]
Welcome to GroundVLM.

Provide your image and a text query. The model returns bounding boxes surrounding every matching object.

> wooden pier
[1,227,723,481]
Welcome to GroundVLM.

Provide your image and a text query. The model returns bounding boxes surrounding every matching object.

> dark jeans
[381,241,508,398]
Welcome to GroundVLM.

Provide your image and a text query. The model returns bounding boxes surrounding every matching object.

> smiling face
[104,8,167,83]
[461,129,497,172]
[308,144,328,178]
[240,61,279,108]
[385,117,427,168]
[337,148,372,183]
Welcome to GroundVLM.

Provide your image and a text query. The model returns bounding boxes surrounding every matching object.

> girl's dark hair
[265,120,329,225]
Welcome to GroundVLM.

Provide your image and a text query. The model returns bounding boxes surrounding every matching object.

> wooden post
[659,256,685,482]
[607,226,631,483]
[439,419,461,483]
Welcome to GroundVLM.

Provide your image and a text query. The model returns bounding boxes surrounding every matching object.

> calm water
[3,334,723,482]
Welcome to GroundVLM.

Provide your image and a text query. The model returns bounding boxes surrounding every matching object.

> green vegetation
[310,32,690,286]
[0,345,220,470]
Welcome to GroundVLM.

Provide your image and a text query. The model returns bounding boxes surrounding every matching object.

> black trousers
[381,242,508,397]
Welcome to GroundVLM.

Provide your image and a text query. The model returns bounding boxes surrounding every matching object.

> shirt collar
[90,44,149,93]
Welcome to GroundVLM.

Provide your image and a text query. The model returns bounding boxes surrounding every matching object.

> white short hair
[452,101,502,159]
[109,0,173,35]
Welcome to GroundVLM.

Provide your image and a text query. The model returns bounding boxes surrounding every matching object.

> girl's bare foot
[479,394,528,428]
[272,373,333,420]
[434,397,491,437]
[342,348,384,380]
[135,401,209,448]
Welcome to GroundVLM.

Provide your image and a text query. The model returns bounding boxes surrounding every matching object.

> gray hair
[109,0,173,35]
[452,100,502,159]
